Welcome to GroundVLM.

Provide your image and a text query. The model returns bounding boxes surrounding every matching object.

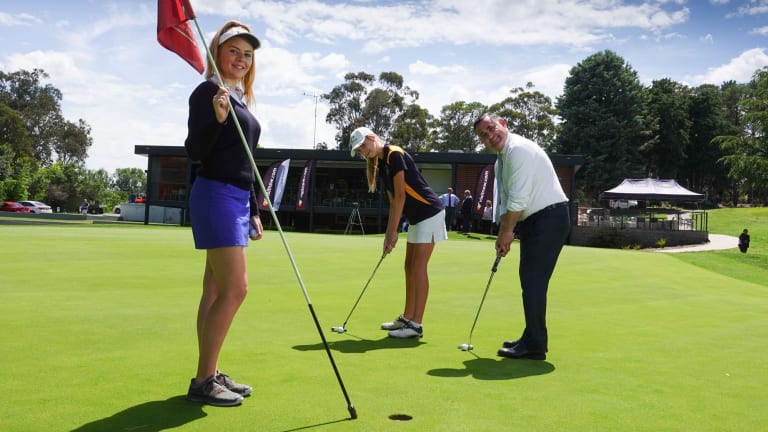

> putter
[458,253,502,351]
[332,253,387,334]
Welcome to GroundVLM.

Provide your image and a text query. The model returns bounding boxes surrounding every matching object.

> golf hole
[389,414,413,421]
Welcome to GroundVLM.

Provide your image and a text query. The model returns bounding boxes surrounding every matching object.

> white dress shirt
[494,133,568,221]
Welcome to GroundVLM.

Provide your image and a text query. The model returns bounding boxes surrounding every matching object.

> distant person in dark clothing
[738,229,750,253]
[460,189,473,234]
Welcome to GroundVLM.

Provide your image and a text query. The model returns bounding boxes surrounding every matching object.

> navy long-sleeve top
[184,80,261,216]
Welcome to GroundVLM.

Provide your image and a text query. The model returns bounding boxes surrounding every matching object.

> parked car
[18,200,53,214]
[87,203,106,215]
[0,201,31,213]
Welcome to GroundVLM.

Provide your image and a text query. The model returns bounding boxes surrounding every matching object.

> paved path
[654,234,739,253]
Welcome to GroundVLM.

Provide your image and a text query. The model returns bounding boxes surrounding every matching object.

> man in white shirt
[439,188,460,231]
[473,113,571,361]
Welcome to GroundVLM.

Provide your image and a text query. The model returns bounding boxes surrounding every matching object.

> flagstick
[189,18,357,420]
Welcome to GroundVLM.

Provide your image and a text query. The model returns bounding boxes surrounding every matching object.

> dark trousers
[462,213,472,233]
[445,208,456,231]
[516,203,570,352]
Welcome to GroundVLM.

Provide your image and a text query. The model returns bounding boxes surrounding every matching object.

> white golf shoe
[380,315,409,330]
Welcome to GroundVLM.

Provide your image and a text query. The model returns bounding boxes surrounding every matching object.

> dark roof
[600,178,705,201]
[134,145,584,167]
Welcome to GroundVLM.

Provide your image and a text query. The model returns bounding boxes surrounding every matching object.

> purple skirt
[189,176,250,249]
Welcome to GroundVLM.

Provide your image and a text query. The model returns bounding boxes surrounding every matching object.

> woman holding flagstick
[184,20,263,407]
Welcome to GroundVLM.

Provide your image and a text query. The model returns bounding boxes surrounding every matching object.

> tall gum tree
[554,50,648,202]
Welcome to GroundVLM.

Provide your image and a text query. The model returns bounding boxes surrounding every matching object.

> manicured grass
[672,207,768,287]
[0,214,766,431]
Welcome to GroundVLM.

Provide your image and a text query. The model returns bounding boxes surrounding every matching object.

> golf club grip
[491,254,502,272]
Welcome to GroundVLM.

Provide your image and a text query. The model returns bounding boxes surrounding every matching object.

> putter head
[457,343,473,351]
[331,326,347,334]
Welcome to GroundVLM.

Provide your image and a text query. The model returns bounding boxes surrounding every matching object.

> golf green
[0,216,765,431]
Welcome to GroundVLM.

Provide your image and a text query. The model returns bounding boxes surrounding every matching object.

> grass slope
[0,215,765,431]
[672,207,768,287]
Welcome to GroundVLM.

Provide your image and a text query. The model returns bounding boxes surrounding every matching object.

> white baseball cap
[349,127,375,156]
[219,26,261,50]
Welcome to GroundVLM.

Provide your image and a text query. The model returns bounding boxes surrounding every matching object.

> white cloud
[701,33,714,43]
[190,0,691,53]
[0,12,40,26]
[409,60,466,76]
[727,0,768,17]
[256,99,336,150]
[690,48,768,85]
[521,63,573,99]
[751,26,768,35]
[5,49,185,171]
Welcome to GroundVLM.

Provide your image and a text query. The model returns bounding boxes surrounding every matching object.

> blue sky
[1,0,767,172]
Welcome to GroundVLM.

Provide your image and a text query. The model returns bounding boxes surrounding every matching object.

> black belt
[528,201,568,219]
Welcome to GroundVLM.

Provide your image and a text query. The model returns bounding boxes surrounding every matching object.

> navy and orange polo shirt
[378,145,444,225]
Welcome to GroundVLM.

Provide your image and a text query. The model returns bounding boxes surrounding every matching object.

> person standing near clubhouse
[473,113,570,360]
[184,21,263,406]
[460,189,474,234]
[481,199,494,234]
[349,126,447,339]
[439,188,460,230]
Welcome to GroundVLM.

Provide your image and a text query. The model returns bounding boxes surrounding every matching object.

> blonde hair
[206,20,257,107]
[364,136,383,193]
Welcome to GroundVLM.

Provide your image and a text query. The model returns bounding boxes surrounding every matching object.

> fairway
[0,221,766,432]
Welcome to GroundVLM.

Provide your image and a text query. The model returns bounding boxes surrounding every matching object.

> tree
[0,104,33,179]
[642,78,691,179]
[433,101,487,153]
[683,84,731,203]
[488,82,559,150]
[720,80,749,133]
[717,80,752,204]
[323,72,374,151]
[54,118,92,164]
[0,103,35,200]
[554,50,649,202]
[323,71,418,152]
[0,68,92,166]
[80,168,111,208]
[39,162,74,211]
[716,68,768,203]
[390,103,432,152]
[112,167,147,196]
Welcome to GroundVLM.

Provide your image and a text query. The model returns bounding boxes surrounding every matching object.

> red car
[0,201,31,213]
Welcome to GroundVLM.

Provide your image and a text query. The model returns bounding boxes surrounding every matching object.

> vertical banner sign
[472,163,495,218]
[258,159,290,211]
[295,160,314,211]
[272,159,291,210]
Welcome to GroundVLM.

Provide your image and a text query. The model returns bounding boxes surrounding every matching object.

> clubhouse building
[133,145,584,236]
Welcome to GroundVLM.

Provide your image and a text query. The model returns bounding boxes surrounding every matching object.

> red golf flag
[157,0,204,74]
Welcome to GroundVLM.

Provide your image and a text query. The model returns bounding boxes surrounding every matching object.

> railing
[576,209,708,232]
